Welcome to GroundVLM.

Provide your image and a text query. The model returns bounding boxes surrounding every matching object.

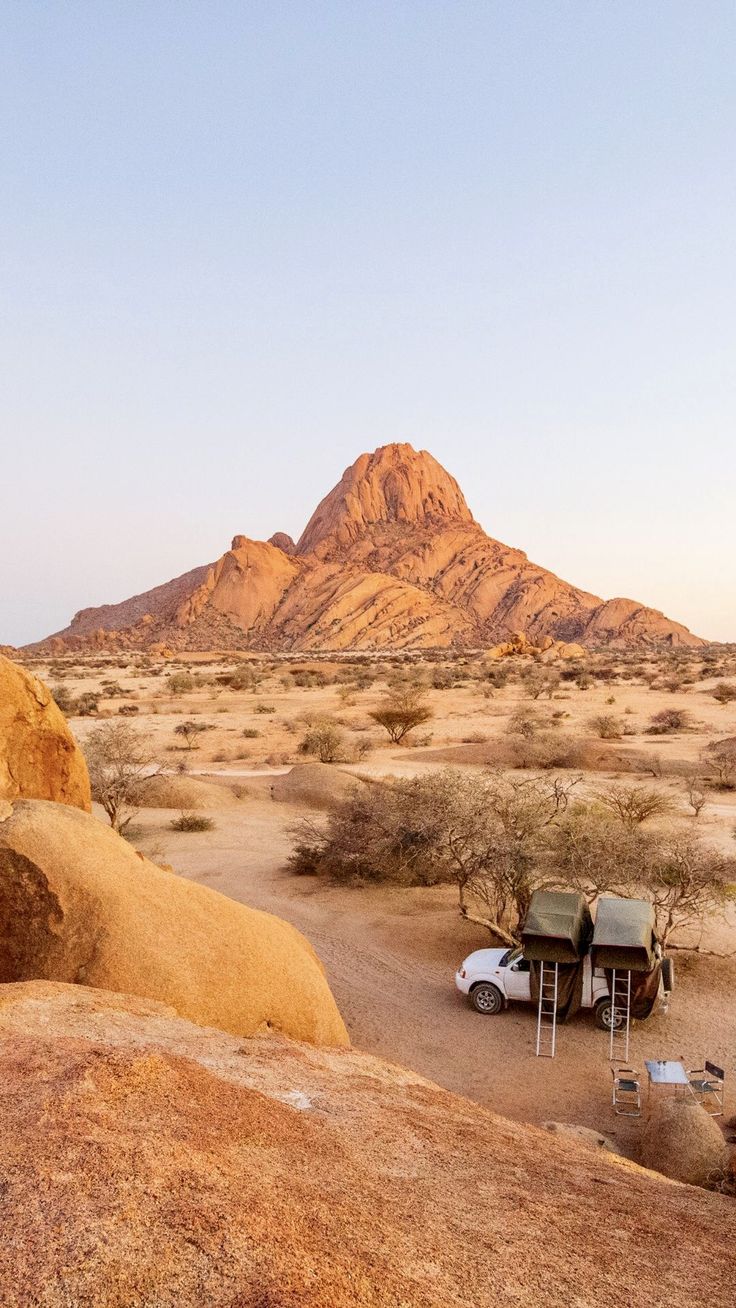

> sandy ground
[28,649,736,1154]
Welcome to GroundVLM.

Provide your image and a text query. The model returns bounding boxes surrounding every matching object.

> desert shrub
[431,667,462,690]
[298,720,345,764]
[576,672,594,690]
[483,665,510,689]
[503,733,592,771]
[50,684,76,714]
[521,668,560,700]
[167,672,194,694]
[118,703,140,715]
[684,775,706,818]
[242,727,261,739]
[712,682,736,705]
[702,739,736,790]
[588,714,623,740]
[369,684,433,744]
[216,667,262,691]
[170,812,215,832]
[507,709,542,739]
[594,783,676,829]
[255,703,276,714]
[85,721,155,832]
[647,708,693,735]
[75,692,100,716]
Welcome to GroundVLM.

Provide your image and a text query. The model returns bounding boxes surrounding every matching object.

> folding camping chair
[688,1061,725,1117]
[611,1065,641,1117]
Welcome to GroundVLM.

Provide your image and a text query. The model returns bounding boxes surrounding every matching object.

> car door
[503,954,532,1001]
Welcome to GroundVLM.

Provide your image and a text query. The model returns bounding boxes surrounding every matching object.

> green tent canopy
[522,890,593,964]
[591,897,657,973]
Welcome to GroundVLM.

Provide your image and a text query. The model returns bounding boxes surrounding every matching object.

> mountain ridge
[28,444,704,652]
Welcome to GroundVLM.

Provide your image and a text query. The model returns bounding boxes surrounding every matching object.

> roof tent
[522,890,592,964]
[591,897,656,973]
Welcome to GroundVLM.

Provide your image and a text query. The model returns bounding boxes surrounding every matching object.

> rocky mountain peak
[295,443,475,556]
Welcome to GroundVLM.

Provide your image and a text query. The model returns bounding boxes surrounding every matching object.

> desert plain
[27,642,736,1156]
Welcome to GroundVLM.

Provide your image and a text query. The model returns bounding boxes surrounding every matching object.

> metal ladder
[536,960,558,1058]
[609,968,631,1063]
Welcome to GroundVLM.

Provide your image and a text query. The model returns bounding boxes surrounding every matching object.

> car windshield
[500,946,523,967]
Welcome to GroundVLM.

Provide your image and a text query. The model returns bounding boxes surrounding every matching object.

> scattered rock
[0,655,91,810]
[0,799,348,1048]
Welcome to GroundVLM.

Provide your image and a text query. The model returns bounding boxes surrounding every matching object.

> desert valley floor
[28,644,736,1158]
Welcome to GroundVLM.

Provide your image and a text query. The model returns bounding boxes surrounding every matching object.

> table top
[645,1059,689,1086]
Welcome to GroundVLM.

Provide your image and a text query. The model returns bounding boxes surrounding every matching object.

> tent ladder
[609,968,631,1063]
[536,960,558,1058]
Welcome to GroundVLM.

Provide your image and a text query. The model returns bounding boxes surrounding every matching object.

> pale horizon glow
[2,3,735,646]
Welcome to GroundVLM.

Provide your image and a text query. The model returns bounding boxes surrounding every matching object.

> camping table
[644,1060,690,1112]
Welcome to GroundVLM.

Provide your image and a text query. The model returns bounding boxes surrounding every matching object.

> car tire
[661,957,674,992]
[470,983,503,1015]
[594,998,624,1032]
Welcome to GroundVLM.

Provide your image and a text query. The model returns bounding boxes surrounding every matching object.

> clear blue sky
[2,2,734,645]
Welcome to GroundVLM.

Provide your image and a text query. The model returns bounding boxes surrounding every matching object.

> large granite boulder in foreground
[0,655,90,809]
[0,981,732,1308]
[0,800,348,1047]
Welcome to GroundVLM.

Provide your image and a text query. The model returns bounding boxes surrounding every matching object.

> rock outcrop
[138,773,244,810]
[0,800,348,1047]
[0,655,91,810]
[0,980,733,1308]
[270,762,367,810]
[485,631,587,661]
[31,444,704,653]
[640,1098,730,1188]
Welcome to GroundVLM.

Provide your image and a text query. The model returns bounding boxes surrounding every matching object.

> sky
[2,1,734,645]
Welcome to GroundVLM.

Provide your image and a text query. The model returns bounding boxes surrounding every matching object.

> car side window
[512,958,531,973]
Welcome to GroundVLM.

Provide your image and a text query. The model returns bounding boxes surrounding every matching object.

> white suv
[455,945,671,1030]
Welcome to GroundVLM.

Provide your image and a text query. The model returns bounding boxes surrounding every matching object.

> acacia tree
[645,834,736,949]
[85,721,156,832]
[702,739,736,790]
[369,684,433,744]
[174,720,212,750]
[289,768,579,944]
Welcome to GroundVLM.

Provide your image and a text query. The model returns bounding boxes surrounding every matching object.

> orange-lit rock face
[296,443,474,556]
[32,444,705,653]
[0,657,91,810]
[0,799,348,1047]
[0,981,732,1308]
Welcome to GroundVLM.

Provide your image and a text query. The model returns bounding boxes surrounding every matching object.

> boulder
[0,981,732,1308]
[271,762,366,810]
[640,1098,730,1187]
[0,655,91,810]
[0,800,348,1048]
[138,773,243,810]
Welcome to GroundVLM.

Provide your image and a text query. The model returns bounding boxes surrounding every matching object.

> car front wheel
[470,983,503,1015]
